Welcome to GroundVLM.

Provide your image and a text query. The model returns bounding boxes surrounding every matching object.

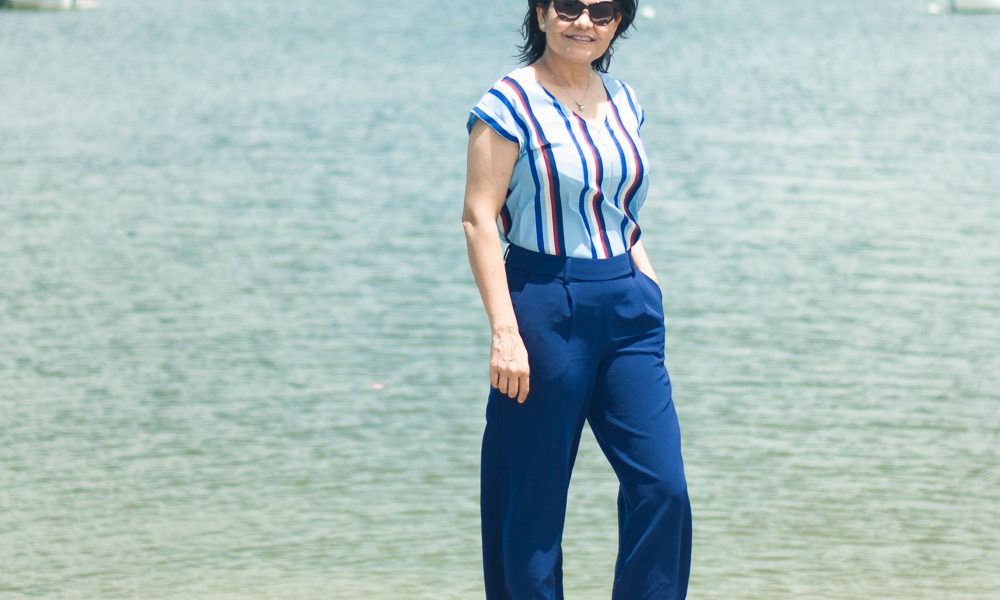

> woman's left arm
[630,240,659,285]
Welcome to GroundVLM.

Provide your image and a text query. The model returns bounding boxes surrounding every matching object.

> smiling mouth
[567,35,595,42]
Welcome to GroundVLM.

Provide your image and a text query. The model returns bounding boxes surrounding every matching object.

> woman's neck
[539,53,594,88]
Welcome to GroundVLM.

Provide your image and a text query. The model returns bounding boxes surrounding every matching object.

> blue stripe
[575,119,612,258]
[620,81,642,128]
[605,119,631,243]
[496,79,546,252]
[487,88,532,143]
[499,203,513,242]
[470,108,518,143]
[541,88,597,259]
[608,97,644,246]
[506,77,565,256]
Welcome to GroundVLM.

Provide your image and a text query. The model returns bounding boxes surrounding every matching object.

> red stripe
[499,205,512,238]
[608,101,643,244]
[572,114,611,258]
[500,78,562,255]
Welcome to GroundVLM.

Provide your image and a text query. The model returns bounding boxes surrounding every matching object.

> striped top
[467,66,650,259]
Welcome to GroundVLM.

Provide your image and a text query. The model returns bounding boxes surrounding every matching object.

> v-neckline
[531,67,611,126]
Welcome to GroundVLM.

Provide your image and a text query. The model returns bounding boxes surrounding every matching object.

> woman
[462,1,692,598]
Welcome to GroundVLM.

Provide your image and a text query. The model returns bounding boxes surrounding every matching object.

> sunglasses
[551,0,620,26]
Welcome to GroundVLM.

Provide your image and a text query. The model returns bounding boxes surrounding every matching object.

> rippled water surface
[2,0,998,598]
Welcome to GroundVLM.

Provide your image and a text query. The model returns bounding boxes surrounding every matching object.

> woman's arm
[630,239,660,284]
[462,119,531,404]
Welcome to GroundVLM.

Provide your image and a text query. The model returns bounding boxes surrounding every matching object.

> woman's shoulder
[481,66,537,95]
[468,67,539,139]
[598,73,640,103]
[599,73,644,124]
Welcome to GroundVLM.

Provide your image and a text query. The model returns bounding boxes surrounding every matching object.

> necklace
[541,60,593,113]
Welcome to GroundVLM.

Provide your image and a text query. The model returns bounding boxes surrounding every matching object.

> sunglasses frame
[551,0,620,26]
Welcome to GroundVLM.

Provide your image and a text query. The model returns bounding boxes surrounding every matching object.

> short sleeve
[467,84,527,149]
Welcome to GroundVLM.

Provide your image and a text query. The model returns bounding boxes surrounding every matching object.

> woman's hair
[518,0,637,73]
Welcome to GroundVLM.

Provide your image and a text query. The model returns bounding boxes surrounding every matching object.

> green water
[1,0,998,597]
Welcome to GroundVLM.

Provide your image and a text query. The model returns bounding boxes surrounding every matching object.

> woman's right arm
[461,119,530,404]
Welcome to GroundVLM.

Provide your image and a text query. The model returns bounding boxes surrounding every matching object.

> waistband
[504,244,636,281]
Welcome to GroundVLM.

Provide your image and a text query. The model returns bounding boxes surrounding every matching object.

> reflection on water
[1,0,997,598]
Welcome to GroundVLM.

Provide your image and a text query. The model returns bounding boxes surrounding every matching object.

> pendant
[575,102,585,111]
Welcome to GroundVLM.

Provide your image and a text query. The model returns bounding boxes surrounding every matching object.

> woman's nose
[575,10,594,27]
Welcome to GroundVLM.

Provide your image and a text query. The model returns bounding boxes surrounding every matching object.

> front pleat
[561,279,575,340]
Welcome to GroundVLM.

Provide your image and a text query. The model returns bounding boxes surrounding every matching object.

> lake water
[1,0,998,598]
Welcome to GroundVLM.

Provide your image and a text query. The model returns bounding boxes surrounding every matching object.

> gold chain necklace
[541,60,593,113]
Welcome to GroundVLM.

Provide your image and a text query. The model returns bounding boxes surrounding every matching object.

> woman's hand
[630,240,660,284]
[490,326,530,403]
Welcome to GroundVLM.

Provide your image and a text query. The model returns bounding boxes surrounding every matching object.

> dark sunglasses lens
[553,0,583,20]
[588,3,616,23]
[553,1,617,24]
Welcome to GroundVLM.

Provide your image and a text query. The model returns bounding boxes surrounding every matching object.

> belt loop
[628,251,637,276]
[562,255,572,282]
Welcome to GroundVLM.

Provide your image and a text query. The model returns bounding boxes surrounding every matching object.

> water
[1,0,998,597]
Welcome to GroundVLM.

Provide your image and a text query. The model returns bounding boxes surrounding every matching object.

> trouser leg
[588,271,693,600]
[481,269,594,600]
[589,350,692,600]
[481,373,593,599]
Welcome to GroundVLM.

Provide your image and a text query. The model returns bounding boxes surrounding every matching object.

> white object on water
[5,0,99,9]
[951,0,1000,11]
[927,2,941,13]
[640,6,657,19]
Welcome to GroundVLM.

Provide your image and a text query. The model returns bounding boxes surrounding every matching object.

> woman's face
[536,0,622,66]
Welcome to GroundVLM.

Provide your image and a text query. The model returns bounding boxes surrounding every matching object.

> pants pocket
[506,268,572,383]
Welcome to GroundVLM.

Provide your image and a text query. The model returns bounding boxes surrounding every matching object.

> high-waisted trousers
[481,245,692,600]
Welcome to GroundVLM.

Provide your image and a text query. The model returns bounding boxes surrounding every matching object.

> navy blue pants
[481,245,692,600]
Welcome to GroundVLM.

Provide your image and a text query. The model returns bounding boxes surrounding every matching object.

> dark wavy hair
[518,0,637,73]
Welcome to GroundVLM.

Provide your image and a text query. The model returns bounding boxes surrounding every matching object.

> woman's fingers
[490,330,530,402]
[515,373,529,404]
[491,365,518,397]
[502,375,514,399]
[501,363,529,403]
[490,360,530,402]
[497,372,509,396]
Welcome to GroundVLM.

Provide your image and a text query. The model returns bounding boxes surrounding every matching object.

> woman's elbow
[462,204,492,236]
[462,213,483,240]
